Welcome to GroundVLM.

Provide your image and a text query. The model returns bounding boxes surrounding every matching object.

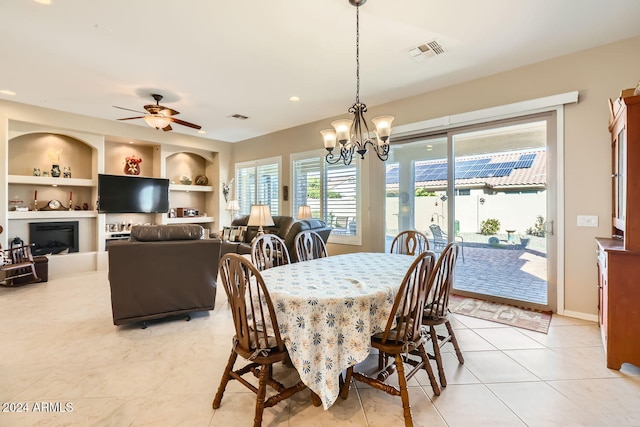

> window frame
[235,156,281,216]
[291,150,361,245]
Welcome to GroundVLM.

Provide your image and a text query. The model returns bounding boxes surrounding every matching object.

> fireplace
[29,221,79,256]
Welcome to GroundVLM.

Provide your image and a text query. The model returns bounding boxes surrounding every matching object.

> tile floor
[2,270,640,426]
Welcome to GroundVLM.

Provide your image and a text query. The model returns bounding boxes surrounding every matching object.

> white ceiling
[1,0,639,143]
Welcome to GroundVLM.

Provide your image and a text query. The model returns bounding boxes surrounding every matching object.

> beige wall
[231,35,640,317]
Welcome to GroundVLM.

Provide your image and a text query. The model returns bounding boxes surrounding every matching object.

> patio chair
[420,242,464,387]
[0,243,40,287]
[294,230,328,262]
[341,251,440,427]
[428,223,464,261]
[390,230,430,256]
[251,234,291,271]
[213,254,307,427]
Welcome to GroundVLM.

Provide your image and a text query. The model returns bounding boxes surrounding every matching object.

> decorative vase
[51,164,61,177]
[63,166,71,178]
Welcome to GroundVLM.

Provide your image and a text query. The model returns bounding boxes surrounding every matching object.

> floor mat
[449,294,551,333]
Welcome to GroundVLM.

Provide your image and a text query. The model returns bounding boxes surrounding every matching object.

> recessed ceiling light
[198,130,206,134]
[289,96,300,102]
[128,141,134,144]
[0,90,16,96]
[34,0,52,4]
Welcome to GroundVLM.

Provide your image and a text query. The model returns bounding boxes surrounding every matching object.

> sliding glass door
[385,114,556,311]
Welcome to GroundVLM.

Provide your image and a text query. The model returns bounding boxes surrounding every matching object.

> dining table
[258,252,416,409]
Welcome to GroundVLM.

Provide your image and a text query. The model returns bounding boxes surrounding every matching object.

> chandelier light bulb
[331,119,354,145]
[321,129,338,150]
[372,116,395,141]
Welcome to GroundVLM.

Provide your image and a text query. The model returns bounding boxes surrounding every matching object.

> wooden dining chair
[341,251,440,427]
[421,242,464,387]
[213,253,307,427]
[390,230,430,255]
[250,234,291,271]
[377,229,431,370]
[0,243,40,287]
[294,230,328,262]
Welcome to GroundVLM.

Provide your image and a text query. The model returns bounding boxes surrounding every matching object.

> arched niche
[166,151,211,185]
[9,133,94,179]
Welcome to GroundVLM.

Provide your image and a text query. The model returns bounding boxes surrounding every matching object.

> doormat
[449,295,552,334]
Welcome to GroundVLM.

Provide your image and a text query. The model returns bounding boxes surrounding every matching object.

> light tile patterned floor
[2,269,640,426]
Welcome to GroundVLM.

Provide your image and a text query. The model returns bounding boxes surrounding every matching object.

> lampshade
[331,119,354,145]
[297,205,312,220]
[226,200,240,211]
[143,115,171,129]
[372,115,395,142]
[320,129,337,150]
[248,205,274,235]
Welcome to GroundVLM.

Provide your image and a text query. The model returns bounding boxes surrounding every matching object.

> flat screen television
[98,174,169,213]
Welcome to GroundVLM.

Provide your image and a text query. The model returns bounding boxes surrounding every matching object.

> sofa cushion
[130,224,204,242]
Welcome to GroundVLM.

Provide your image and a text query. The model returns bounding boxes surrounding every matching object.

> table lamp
[297,205,312,220]
[226,200,239,219]
[247,204,274,235]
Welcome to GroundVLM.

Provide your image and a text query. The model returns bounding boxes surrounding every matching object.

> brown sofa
[108,224,221,326]
[220,215,331,262]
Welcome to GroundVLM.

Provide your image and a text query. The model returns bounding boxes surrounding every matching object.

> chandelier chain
[355,5,360,104]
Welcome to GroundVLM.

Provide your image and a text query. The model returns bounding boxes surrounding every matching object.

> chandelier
[321,0,394,166]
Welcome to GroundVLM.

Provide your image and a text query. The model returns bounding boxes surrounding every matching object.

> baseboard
[561,310,598,322]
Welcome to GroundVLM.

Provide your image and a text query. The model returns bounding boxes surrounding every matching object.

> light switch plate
[577,215,598,227]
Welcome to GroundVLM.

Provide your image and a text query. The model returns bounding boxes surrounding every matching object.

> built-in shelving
[169,184,213,192]
[166,216,215,225]
[8,175,95,187]
[7,210,98,220]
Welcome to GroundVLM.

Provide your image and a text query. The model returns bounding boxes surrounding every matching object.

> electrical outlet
[577,215,598,227]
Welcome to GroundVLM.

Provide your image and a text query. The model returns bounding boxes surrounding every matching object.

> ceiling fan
[114,94,201,132]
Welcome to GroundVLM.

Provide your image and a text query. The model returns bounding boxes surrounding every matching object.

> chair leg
[429,326,447,387]
[415,344,440,396]
[213,349,238,409]
[394,354,414,427]
[446,320,464,364]
[340,366,354,400]
[253,363,270,427]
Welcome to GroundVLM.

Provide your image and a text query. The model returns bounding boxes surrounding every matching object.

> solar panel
[514,153,536,168]
[409,151,539,183]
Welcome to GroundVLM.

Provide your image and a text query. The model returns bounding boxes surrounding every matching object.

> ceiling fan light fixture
[143,115,171,129]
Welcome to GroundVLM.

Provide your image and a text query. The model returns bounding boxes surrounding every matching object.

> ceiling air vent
[228,114,249,120]
[409,40,445,62]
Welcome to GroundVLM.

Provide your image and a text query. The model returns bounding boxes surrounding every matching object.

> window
[292,151,360,244]
[235,157,280,216]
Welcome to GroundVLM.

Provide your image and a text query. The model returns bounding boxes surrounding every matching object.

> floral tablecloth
[259,252,415,409]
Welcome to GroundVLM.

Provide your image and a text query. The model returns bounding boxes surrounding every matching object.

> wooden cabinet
[597,93,640,369]
[596,238,640,369]
[609,94,640,248]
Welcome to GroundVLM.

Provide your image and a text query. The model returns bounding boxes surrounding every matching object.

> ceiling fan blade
[170,117,202,130]
[162,124,172,132]
[113,106,146,114]
[117,116,145,121]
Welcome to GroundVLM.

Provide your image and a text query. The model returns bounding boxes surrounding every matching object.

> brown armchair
[108,224,221,327]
